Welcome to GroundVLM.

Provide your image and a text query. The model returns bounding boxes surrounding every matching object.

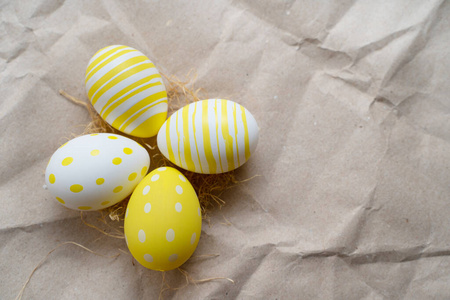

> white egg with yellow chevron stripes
[85,45,168,138]
[157,99,259,174]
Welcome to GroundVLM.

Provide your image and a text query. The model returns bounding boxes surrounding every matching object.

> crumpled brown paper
[2,0,450,299]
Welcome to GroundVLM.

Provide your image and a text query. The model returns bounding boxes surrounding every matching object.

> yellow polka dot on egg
[49,174,55,184]
[128,172,137,181]
[96,178,105,185]
[78,206,92,210]
[112,157,122,165]
[70,184,83,193]
[62,157,73,166]
[90,134,98,136]
[123,147,133,155]
[141,166,148,176]
[108,136,118,139]
[56,197,65,204]
[101,201,110,206]
[113,186,123,193]
[91,149,100,156]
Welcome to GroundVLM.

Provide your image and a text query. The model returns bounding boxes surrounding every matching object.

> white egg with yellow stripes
[85,45,168,138]
[157,99,259,174]
[45,133,150,211]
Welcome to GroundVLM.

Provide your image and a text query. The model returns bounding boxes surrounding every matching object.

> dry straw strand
[15,241,119,300]
[158,268,234,299]
[80,211,124,239]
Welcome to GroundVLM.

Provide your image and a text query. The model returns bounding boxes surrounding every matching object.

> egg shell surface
[157,99,259,174]
[85,45,168,138]
[124,167,202,271]
[45,133,150,211]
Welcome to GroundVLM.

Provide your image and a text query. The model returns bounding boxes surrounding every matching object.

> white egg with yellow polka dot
[45,133,150,211]
[124,167,202,271]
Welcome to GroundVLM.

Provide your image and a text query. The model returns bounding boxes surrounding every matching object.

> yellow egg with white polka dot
[124,167,202,271]
[45,133,150,211]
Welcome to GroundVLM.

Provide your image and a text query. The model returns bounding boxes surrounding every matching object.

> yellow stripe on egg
[182,105,195,172]
[117,93,167,132]
[241,105,250,160]
[233,103,241,167]
[85,48,137,83]
[87,52,150,97]
[165,114,176,165]
[100,76,161,118]
[202,100,216,174]
[90,61,155,105]
[222,100,235,172]
[85,45,128,77]
[214,100,224,173]
[176,110,182,167]
[192,102,203,173]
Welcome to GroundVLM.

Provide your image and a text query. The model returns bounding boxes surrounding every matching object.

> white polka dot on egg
[151,174,159,181]
[143,185,150,195]
[144,203,151,213]
[144,254,153,262]
[175,185,183,194]
[175,202,182,212]
[179,174,186,182]
[191,233,196,245]
[169,254,178,262]
[166,229,175,242]
[138,229,146,243]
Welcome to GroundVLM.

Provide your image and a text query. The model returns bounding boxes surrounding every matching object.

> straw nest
[59,71,244,237]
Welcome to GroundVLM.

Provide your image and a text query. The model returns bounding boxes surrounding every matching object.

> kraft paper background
[2,1,450,299]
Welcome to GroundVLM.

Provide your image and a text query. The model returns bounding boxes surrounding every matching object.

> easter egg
[85,45,168,138]
[157,99,259,174]
[45,133,150,211]
[124,167,202,271]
